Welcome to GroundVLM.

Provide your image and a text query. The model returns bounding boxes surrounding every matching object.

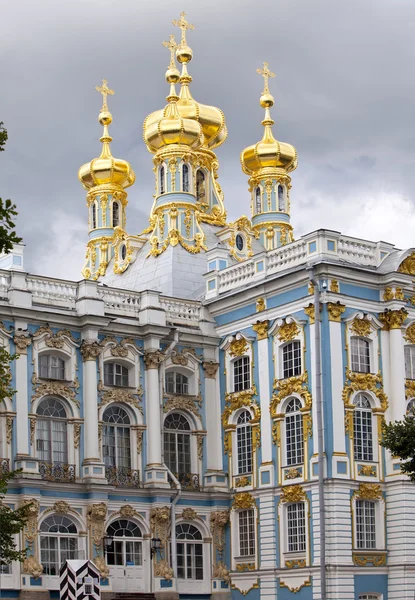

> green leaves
[0,122,7,152]
[0,122,23,253]
[0,470,32,564]
[382,416,415,481]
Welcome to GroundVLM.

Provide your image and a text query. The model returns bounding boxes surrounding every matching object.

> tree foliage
[0,121,22,253]
[382,416,415,480]
[0,470,32,564]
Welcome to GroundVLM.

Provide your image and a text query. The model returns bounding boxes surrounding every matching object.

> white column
[203,360,227,490]
[389,326,406,421]
[13,332,31,466]
[143,348,169,487]
[329,320,346,453]
[80,338,105,481]
[254,325,272,464]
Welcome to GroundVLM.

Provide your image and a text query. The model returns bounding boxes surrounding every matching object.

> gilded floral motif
[202,361,219,378]
[359,465,376,477]
[277,321,299,342]
[405,323,415,344]
[379,308,408,330]
[222,387,260,426]
[271,372,312,416]
[327,302,346,322]
[229,337,248,357]
[280,484,306,503]
[181,507,199,520]
[164,394,201,419]
[350,316,372,338]
[235,476,251,487]
[253,320,269,340]
[342,369,388,411]
[80,341,103,361]
[232,492,256,510]
[398,252,415,275]
[33,326,77,349]
[143,350,165,369]
[31,374,80,409]
[99,388,143,413]
[354,483,382,500]
[285,467,301,480]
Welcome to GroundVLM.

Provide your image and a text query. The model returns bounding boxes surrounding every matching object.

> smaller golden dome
[241,63,297,176]
[78,81,135,191]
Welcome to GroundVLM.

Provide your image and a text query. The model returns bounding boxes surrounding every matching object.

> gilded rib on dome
[79,80,135,190]
[241,63,297,177]
[143,12,227,153]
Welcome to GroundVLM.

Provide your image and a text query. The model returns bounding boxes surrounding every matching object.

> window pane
[287,502,306,552]
[104,363,113,386]
[285,404,304,466]
[356,500,376,549]
[234,357,250,392]
[353,405,373,462]
[405,346,415,380]
[37,419,51,461]
[40,355,49,378]
[239,509,255,557]
[283,342,301,379]
[237,420,253,475]
[351,338,370,373]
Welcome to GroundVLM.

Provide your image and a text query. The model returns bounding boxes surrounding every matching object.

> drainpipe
[308,267,326,600]
[158,330,181,578]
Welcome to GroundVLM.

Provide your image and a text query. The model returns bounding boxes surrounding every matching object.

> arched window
[36,398,68,464]
[196,170,205,202]
[233,356,250,392]
[351,338,371,373]
[285,398,304,466]
[282,341,301,379]
[164,413,191,476]
[236,410,252,475]
[255,187,262,214]
[176,524,203,580]
[92,203,97,229]
[40,515,78,575]
[182,164,189,192]
[159,165,165,195]
[106,519,143,568]
[405,345,415,380]
[104,362,129,387]
[165,372,189,395]
[102,406,131,469]
[355,499,376,549]
[353,394,373,461]
[112,202,120,227]
[278,185,285,211]
[39,354,65,380]
[407,398,415,415]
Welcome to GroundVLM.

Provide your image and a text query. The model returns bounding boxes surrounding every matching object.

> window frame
[112,201,120,227]
[281,341,302,379]
[182,163,190,193]
[233,356,251,392]
[405,345,415,380]
[254,186,262,214]
[284,397,304,467]
[39,515,79,576]
[163,412,192,476]
[176,523,203,581]
[39,353,66,381]
[286,501,307,553]
[277,184,285,211]
[165,371,189,395]
[159,165,166,195]
[353,394,374,462]
[350,337,371,374]
[104,361,130,388]
[238,509,256,558]
[236,410,253,475]
[102,405,132,470]
[36,398,68,464]
[355,499,376,550]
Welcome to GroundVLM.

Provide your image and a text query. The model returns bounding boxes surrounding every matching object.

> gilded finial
[256,62,275,96]
[172,11,194,47]
[95,79,114,113]
[162,34,180,99]
[163,34,178,69]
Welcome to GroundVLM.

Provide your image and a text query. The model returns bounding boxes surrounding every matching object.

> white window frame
[236,410,253,475]
[355,499,376,550]
[351,337,371,373]
[103,361,130,388]
[233,356,251,392]
[353,394,374,462]
[284,397,304,467]
[165,371,189,395]
[286,502,307,553]
[282,341,302,379]
[102,404,132,470]
[39,354,66,380]
[278,497,310,566]
[405,345,415,380]
[237,509,256,557]
[352,494,385,552]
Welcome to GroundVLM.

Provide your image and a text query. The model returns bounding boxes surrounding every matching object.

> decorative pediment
[398,251,415,275]
[342,369,388,411]
[270,372,312,417]
[33,325,78,349]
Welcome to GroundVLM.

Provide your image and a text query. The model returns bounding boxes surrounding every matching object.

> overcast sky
[1,0,415,280]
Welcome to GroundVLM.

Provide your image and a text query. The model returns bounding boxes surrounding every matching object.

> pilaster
[203,359,227,489]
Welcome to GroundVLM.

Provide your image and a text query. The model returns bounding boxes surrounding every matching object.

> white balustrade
[26,276,78,308]
[97,287,140,315]
[159,296,201,326]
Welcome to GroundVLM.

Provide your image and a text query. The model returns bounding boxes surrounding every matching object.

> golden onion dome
[79,80,135,190]
[241,63,297,176]
[143,14,227,152]
[143,34,204,154]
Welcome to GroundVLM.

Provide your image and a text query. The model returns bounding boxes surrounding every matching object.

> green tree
[0,468,32,564]
[382,416,415,480]
[0,122,22,253]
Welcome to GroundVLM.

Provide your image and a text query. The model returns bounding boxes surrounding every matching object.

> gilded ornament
[280,579,311,593]
[33,326,77,349]
[181,507,198,520]
[120,505,137,518]
[303,413,313,439]
[285,558,306,569]
[280,484,306,503]
[5,415,13,445]
[29,417,36,446]
[94,556,110,579]
[87,503,107,547]
[308,281,314,295]
[229,337,248,357]
[344,411,354,437]
[73,422,81,449]
[352,553,386,567]
[383,287,394,301]
[350,316,372,338]
[330,280,339,293]
[210,509,229,574]
[359,465,376,477]
[405,379,415,400]
[398,252,415,275]
[135,428,144,454]
[285,467,301,480]
[23,555,43,579]
[256,297,266,312]
[32,374,80,409]
[304,303,315,324]
[395,287,405,300]
[99,388,143,413]
[100,336,133,358]
[235,476,251,487]
[405,323,415,344]
[21,498,40,545]
[277,320,299,342]
[272,420,281,445]
[222,387,260,426]
[14,333,32,353]
[80,341,103,361]
[232,492,256,510]
[224,430,232,455]
[354,482,382,500]
[327,302,346,322]
[164,394,201,419]
[342,369,388,411]
[271,372,312,417]
[202,361,219,378]
[196,434,204,460]
[379,308,408,330]
[236,563,256,572]
[253,320,269,341]
[150,506,171,549]
[53,500,71,514]
[213,562,230,583]
[154,559,174,579]
[144,350,165,369]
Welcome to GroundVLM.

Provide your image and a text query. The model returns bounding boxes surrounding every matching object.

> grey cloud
[1,0,415,278]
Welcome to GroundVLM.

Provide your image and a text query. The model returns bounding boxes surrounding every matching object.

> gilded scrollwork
[210,509,229,579]
[150,506,170,548]
[87,503,107,547]
[379,308,408,330]
[342,369,388,411]
[21,498,40,545]
[99,387,143,413]
[353,482,382,500]
[73,422,81,449]
[164,394,201,419]
[32,373,80,409]
[271,372,312,416]
[222,387,260,426]
[398,252,415,275]
[277,320,299,343]
[229,337,248,357]
[280,484,306,503]
[304,303,315,324]
[80,341,103,361]
[14,333,32,354]
[327,302,346,322]
[202,361,219,378]
[232,492,256,510]
[350,316,372,337]
[405,323,415,344]
[23,555,43,579]
[94,555,110,579]
[33,326,78,349]
[144,350,165,369]
[252,320,269,341]
[352,553,386,567]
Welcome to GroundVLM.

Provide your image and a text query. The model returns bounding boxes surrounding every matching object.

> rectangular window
[237,424,253,474]
[285,413,304,466]
[233,357,251,392]
[355,500,376,549]
[282,341,302,379]
[39,354,65,380]
[238,509,255,557]
[353,409,373,462]
[351,338,370,373]
[287,502,306,552]
[405,346,415,380]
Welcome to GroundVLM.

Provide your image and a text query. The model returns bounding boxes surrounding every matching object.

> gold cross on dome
[172,11,194,46]
[162,34,178,67]
[256,62,275,94]
[95,79,114,111]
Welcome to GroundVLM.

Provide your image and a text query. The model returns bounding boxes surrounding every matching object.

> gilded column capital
[144,350,165,369]
[14,333,32,354]
[327,301,346,322]
[80,341,103,361]
[379,308,408,331]
[253,320,269,341]
[304,303,315,324]
[202,361,219,378]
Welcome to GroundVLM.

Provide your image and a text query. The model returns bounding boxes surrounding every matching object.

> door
[107,539,144,592]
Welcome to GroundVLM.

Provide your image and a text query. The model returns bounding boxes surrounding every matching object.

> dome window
[159,165,165,195]
[92,203,97,229]
[278,185,285,211]
[112,201,120,227]
[182,164,189,193]
[255,187,262,214]
[120,244,127,261]
[196,170,205,202]
[235,234,244,252]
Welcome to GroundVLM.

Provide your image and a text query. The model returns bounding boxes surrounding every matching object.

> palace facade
[1,11,415,600]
